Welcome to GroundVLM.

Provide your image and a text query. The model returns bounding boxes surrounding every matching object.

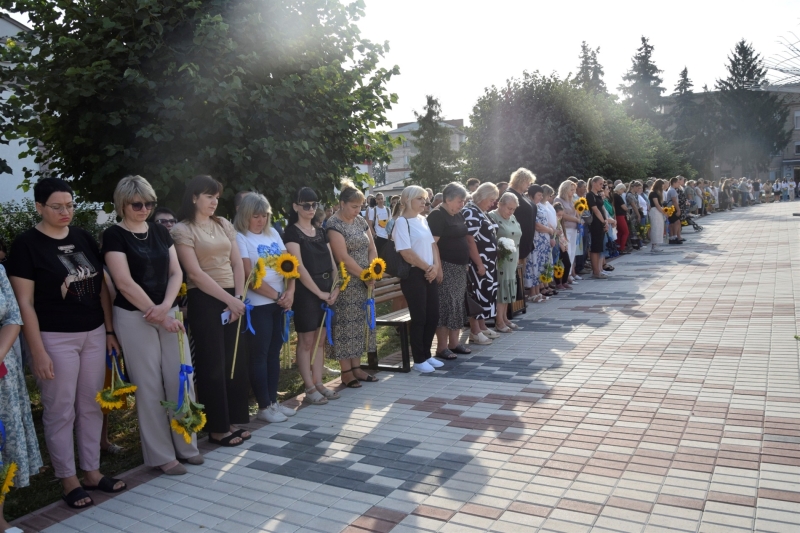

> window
[402,140,409,148]
[404,155,410,165]
[795,111,800,130]
[795,142,800,155]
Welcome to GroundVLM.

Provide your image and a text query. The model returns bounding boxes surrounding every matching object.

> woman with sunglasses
[103,176,202,475]
[152,207,178,230]
[7,178,126,509]
[171,175,248,447]
[284,188,341,405]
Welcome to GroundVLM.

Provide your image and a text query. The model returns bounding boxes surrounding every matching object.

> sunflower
[368,258,387,280]
[359,269,371,281]
[192,411,207,433]
[0,462,17,505]
[178,283,187,297]
[170,419,192,445]
[253,257,267,289]
[539,274,548,283]
[96,389,124,411]
[275,253,300,279]
[340,273,351,292]
[553,266,565,278]
[113,384,138,397]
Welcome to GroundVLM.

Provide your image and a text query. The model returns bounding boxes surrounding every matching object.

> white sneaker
[414,361,435,373]
[469,332,492,345]
[323,366,341,376]
[427,357,444,368]
[275,402,296,417]
[573,275,583,280]
[481,329,500,339]
[257,404,287,423]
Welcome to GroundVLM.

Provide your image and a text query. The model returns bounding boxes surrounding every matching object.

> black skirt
[293,273,333,333]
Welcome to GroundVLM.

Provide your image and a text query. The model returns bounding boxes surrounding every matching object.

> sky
[356,0,799,129]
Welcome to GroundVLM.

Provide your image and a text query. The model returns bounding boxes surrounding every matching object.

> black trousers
[400,267,440,364]
[555,250,572,285]
[187,288,251,433]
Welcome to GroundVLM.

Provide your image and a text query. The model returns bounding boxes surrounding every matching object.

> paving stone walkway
[14,201,800,532]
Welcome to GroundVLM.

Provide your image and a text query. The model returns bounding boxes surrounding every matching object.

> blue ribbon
[176,364,194,410]
[363,298,376,330]
[282,310,294,342]
[242,298,255,335]
[321,304,334,345]
[106,349,128,381]
[0,420,5,455]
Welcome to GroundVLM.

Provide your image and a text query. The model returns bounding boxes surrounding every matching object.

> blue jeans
[246,303,284,408]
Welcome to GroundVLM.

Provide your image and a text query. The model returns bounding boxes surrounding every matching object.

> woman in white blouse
[392,186,443,374]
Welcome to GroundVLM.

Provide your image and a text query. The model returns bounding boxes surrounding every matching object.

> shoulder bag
[380,217,411,279]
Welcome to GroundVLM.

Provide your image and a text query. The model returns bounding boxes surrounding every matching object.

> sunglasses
[130,201,157,212]
[297,202,320,211]
[155,218,177,226]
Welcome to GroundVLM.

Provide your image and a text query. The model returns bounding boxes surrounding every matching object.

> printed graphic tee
[7,226,104,332]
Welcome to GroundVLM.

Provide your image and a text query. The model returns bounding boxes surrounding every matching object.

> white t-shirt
[368,205,391,239]
[638,193,649,216]
[392,215,434,266]
[236,230,286,306]
[542,201,557,229]
[790,182,796,193]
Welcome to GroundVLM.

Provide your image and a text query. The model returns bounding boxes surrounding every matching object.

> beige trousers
[113,306,199,466]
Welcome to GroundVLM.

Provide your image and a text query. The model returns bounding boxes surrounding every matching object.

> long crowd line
[0,168,769,525]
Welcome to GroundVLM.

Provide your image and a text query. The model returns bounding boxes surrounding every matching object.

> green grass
[5,301,401,521]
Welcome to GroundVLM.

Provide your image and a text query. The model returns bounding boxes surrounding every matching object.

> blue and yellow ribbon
[176,364,194,410]
[242,298,255,335]
[106,349,128,382]
[363,298,376,330]
[282,309,294,342]
[321,304,334,345]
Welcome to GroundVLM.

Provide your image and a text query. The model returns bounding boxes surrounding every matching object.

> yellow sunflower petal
[368,258,387,280]
[359,269,371,281]
[0,462,17,504]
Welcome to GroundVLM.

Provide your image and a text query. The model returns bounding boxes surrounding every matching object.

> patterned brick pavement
[13,201,800,532]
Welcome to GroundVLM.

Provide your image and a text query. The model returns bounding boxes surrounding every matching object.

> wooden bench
[366,276,412,373]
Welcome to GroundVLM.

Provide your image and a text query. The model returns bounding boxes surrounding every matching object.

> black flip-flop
[451,344,472,355]
[231,428,251,441]
[81,476,126,493]
[341,370,362,388]
[208,433,245,447]
[62,487,94,509]
[435,349,458,360]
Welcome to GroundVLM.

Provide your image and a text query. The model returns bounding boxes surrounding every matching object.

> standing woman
[648,179,667,253]
[393,186,443,373]
[284,187,340,405]
[488,192,521,333]
[427,182,470,360]
[585,176,610,278]
[462,182,500,344]
[234,193,299,423]
[0,264,43,529]
[103,176,201,475]
[8,178,126,509]
[525,184,553,300]
[507,169,537,293]
[553,181,579,281]
[613,183,630,254]
[326,179,379,387]
[171,175,248,447]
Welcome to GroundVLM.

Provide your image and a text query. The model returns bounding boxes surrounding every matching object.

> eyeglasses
[44,203,75,214]
[297,202,320,211]
[130,201,157,212]
[155,218,177,226]
[424,202,431,207]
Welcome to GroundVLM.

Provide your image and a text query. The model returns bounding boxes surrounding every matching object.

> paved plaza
[14,201,800,532]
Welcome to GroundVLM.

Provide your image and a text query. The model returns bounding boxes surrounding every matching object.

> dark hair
[34,177,73,204]
[527,184,544,198]
[553,203,564,213]
[288,187,319,225]
[670,177,679,185]
[442,182,468,202]
[567,176,578,183]
[234,191,252,209]
[466,178,480,187]
[652,179,665,195]
[178,175,223,223]
[369,197,377,208]
[151,206,177,220]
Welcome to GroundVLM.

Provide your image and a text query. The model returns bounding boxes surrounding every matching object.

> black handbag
[380,218,411,279]
[465,294,483,317]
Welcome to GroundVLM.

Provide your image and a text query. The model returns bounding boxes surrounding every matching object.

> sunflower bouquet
[0,421,17,505]
[95,348,136,411]
[312,262,348,362]
[553,260,565,280]
[178,282,187,298]
[538,263,554,284]
[663,205,675,217]
[161,311,205,444]
[229,247,270,378]
[361,258,387,350]
[271,252,301,367]
[574,197,589,214]
[638,223,651,241]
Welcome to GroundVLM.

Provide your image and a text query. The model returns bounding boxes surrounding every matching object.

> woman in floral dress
[0,264,43,530]
[524,185,552,303]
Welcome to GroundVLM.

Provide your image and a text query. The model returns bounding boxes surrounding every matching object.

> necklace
[121,221,149,241]
[296,222,317,238]
[196,220,215,239]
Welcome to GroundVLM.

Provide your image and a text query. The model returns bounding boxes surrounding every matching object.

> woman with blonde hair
[103,175,201,474]
[234,193,298,422]
[508,168,537,268]
[488,192,521,332]
[393,186,443,372]
[553,180,579,282]
[326,179,380,386]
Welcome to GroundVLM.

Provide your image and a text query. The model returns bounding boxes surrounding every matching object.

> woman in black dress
[284,188,340,405]
[462,182,500,346]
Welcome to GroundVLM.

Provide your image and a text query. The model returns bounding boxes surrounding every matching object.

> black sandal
[451,344,472,355]
[353,366,378,382]
[231,428,251,441]
[341,370,361,388]
[435,349,458,360]
[81,476,126,493]
[62,487,94,509]
[208,432,245,447]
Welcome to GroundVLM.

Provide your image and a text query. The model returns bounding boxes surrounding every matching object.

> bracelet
[106,331,116,336]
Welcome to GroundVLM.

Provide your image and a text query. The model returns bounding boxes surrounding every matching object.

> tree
[407,96,459,192]
[715,39,791,175]
[619,36,666,129]
[575,42,607,94]
[0,0,399,215]
[670,67,716,178]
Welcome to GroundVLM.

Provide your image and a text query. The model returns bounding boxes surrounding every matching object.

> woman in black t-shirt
[613,184,630,255]
[284,187,341,405]
[103,175,202,475]
[585,177,609,278]
[647,179,667,253]
[427,182,471,359]
[7,178,126,509]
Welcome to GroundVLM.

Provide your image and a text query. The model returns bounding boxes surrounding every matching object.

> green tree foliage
[715,39,791,175]
[0,199,113,248]
[0,0,398,215]
[619,37,666,129]
[670,68,717,178]
[575,42,607,94]
[407,95,459,192]
[464,72,689,188]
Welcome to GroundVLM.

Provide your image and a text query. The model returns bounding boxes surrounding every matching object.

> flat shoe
[495,326,512,333]
[62,487,93,509]
[182,455,204,465]
[208,433,244,447]
[160,463,187,476]
[435,349,458,360]
[81,476,126,493]
[315,384,340,399]
[341,371,362,388]
[303,388,329,405]
[231,428,251,441]
[450,344,472,354]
